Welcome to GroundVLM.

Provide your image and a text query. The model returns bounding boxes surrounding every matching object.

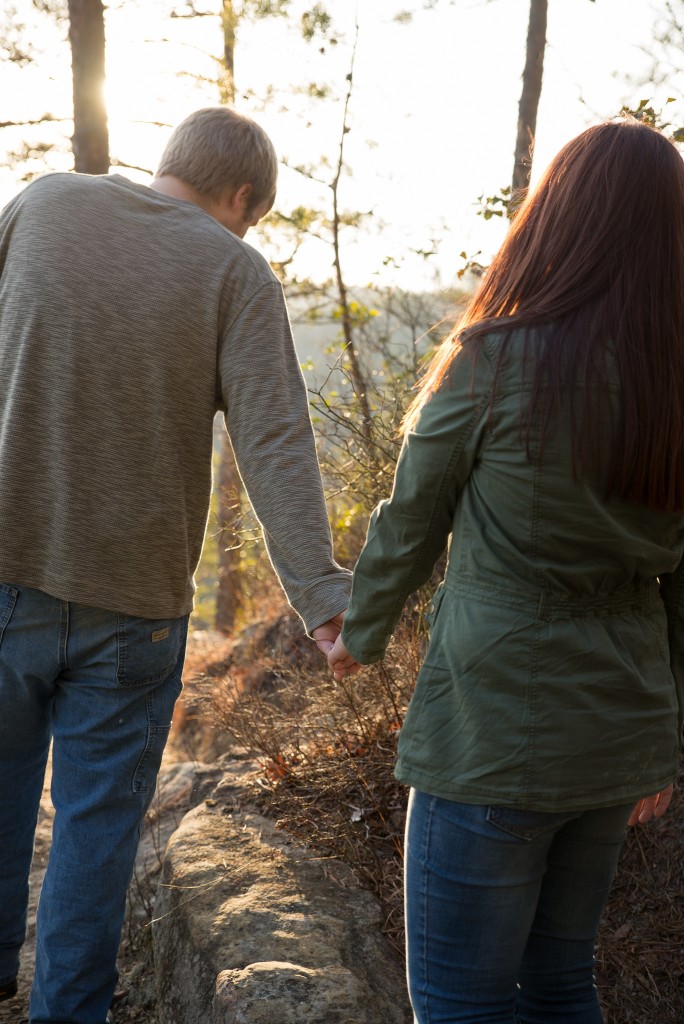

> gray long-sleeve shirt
[0,172,350,629]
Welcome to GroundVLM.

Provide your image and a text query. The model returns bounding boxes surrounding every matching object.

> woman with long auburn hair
[327,120,684,1023]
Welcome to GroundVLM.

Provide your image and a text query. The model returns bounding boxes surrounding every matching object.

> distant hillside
[285,286,468,384]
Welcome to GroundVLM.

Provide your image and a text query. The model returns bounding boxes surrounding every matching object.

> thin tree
[171,1,289,632]
[511,0,547,201]
[327,24,372,445]
[67,0,109,173]
[213,1,241,634]
[511,0,596,204]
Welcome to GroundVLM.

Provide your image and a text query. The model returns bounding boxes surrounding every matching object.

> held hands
[327,634,362,681]
[310,612,362,679]
[628,783,674,826]
[311,612,345,657]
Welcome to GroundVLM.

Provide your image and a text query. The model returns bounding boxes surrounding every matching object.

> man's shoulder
[0,173,81,225]
[142,188,279,291]
[24,170,94,196]
[225,234,278,289]
[193,218,280,292]
[8,172,106,218]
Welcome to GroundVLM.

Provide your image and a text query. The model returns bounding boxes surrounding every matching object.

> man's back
[0,172,282,618]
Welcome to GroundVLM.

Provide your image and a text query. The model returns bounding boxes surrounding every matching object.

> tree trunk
[220,0,237,105]
[214,2,241,634]
[511,0,547,203]
[67,0,109,174]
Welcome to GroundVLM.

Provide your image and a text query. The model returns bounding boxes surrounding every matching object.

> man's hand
[327,634,362,681]
[628,783,674,826]
[311,612,345,656]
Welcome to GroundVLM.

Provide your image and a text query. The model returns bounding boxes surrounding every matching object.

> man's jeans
[405,788,631,1024]
[0,582,188,1024]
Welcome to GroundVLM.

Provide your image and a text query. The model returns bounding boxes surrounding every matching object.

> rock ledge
[151,760,411,1024]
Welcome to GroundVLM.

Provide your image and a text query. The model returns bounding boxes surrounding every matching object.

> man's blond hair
[156,107,278,213]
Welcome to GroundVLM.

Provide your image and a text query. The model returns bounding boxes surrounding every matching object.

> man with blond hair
[0,107,350,1024]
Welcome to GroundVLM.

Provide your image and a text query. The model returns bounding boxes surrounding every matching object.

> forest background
[2,3,684,1022]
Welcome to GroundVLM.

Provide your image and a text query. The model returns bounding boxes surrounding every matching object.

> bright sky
[0,0,671,290]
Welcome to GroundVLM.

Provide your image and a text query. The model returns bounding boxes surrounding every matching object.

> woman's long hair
[404,120,684,511]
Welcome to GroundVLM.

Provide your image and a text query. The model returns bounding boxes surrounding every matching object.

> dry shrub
[203,611,425,956]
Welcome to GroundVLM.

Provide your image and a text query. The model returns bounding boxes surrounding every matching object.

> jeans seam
[0,587,17,650]
[116,612,126,683]
[132,695,154,793]
[421,797,434,1024]
[58,601,69,672]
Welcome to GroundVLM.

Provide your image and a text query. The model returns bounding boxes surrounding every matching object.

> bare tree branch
[0,115,66,129]
[110,158,154,175]
[329,18,372,444]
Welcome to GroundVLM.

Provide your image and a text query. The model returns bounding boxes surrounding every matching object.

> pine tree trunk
[214,2,242,633]
[221,0,237,105]
[511,0,547,202]
[67,0,109,174]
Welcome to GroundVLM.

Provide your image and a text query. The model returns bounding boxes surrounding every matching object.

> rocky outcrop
[151,759,411,1024]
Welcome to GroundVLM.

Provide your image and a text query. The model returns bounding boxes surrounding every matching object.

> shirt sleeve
[341,343,495,663]
[659,563,684,740]
[217,279,352,633]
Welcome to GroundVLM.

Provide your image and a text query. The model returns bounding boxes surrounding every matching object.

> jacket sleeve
[659,563,684,739]
[217,279,351,634]
[341,344,495,663]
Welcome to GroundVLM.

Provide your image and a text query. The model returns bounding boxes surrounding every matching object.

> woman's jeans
[405,788,632,1024]
[0,583,188,1024]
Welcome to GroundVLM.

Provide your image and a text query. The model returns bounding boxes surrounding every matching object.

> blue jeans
[405,788,632,1024]
[0,583,188,1024]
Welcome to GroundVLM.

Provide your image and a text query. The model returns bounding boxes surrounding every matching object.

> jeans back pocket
[116,613,188,687]
[487,805,576,841]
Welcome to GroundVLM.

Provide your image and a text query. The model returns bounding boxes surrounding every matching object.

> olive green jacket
[341,332,683,811]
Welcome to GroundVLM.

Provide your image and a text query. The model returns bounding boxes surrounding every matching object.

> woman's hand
[311,612,345,656]
[327,634,362,681]
[628,783,674,826]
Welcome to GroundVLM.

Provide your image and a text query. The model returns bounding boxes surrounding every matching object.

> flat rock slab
[152,762,411,1024]
[215,961,378,1024]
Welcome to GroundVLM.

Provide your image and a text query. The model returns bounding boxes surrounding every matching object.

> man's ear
[229,183,253,212]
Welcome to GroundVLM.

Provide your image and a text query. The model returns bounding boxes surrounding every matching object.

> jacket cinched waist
[449,576,660,620]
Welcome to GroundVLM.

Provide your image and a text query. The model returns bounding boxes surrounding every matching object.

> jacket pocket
[116,613,187,687]
[0,584,18,650]
[487,805,575,841]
